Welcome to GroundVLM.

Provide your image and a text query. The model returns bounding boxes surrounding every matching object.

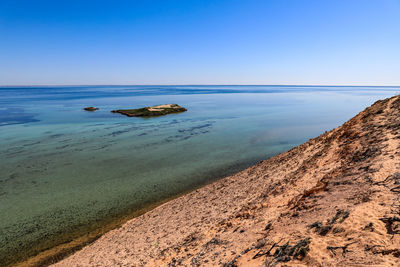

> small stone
[84,107,99,111]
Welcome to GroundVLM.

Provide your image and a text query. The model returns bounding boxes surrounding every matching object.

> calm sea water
[0,85,398,264]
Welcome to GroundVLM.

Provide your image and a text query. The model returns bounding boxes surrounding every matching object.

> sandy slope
[54,95,400,266]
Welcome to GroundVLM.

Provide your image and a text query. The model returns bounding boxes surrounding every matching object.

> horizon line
[1,84,400,87]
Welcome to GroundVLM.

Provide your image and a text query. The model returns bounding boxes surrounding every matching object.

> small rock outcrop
[111,104,187,117]
[83,107,99,111]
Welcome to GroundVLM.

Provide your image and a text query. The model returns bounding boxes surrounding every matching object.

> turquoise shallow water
[0,85,398,265]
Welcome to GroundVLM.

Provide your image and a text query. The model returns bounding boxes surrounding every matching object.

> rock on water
[83,107,99,111]
[111,104,187,117]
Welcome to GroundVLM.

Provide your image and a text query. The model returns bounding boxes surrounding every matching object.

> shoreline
[15,186,199,267]
[14,162,258,267]
[53,95,400,266]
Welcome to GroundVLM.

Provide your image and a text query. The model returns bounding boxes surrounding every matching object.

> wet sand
[52,95,400,266]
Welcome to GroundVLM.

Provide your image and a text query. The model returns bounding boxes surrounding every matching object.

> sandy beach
[49,95,400,266]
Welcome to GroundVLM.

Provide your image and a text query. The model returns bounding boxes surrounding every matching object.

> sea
[0,85,398,265]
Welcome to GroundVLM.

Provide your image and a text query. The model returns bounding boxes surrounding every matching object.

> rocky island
[83,107,99,111]
[111,104,187,117]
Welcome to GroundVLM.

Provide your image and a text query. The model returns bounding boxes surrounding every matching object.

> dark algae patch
[0,108,39,126]
[111,104,187,117]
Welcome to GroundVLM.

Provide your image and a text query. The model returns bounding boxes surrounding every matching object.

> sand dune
[54,95,400,266]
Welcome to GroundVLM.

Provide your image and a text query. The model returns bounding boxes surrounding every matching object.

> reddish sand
[54,95,400,266]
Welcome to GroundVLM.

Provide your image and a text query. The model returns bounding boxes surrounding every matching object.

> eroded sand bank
[54,95,400,266]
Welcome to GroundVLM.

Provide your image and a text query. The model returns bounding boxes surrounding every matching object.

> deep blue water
[0,85,398,265]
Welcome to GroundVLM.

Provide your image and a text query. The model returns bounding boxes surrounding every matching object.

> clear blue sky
[0,0,399,85]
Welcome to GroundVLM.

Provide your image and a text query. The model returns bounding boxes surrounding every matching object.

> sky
[0,0,399,85]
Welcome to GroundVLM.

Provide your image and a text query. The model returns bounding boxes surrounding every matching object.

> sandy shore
[53,95,400,266]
